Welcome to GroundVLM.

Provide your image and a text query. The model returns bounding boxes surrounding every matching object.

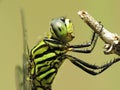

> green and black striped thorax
[28,17,74,90]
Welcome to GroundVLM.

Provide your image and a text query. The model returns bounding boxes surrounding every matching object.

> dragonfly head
[50,17,75,43]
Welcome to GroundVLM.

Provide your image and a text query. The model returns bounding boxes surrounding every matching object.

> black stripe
[36,67,57,80]
[34,47,51,59]
[37,64,48,73]
[36,54,58,65]
[36,67,56,77]
[36,55,61,73]
[34,46,63,59]
[31,43,47,54]
[44,70,57,84]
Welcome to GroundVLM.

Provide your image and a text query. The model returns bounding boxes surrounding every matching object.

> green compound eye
[50,17,74,42]
[50,18,67,38]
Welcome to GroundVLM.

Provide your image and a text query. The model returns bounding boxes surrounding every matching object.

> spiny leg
[69,32,99,53]
[65,55,120,75]
[69,32,97,48]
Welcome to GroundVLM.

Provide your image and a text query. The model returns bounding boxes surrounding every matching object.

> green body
[29,40,68,90]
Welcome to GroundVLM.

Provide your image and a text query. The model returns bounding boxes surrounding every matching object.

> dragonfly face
[50,17,75,43]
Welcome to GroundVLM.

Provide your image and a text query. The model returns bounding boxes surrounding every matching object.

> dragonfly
[15,9,120,90]
[78,10,120,56]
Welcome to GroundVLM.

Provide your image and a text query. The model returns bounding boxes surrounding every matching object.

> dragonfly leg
[69,32,98,53]
[65,55,120,75]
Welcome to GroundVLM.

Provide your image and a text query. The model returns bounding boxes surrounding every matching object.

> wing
[20,8,31,90]
[15,66,23,90]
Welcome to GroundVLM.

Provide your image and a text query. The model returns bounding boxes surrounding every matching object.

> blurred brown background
[0,0,120,90]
